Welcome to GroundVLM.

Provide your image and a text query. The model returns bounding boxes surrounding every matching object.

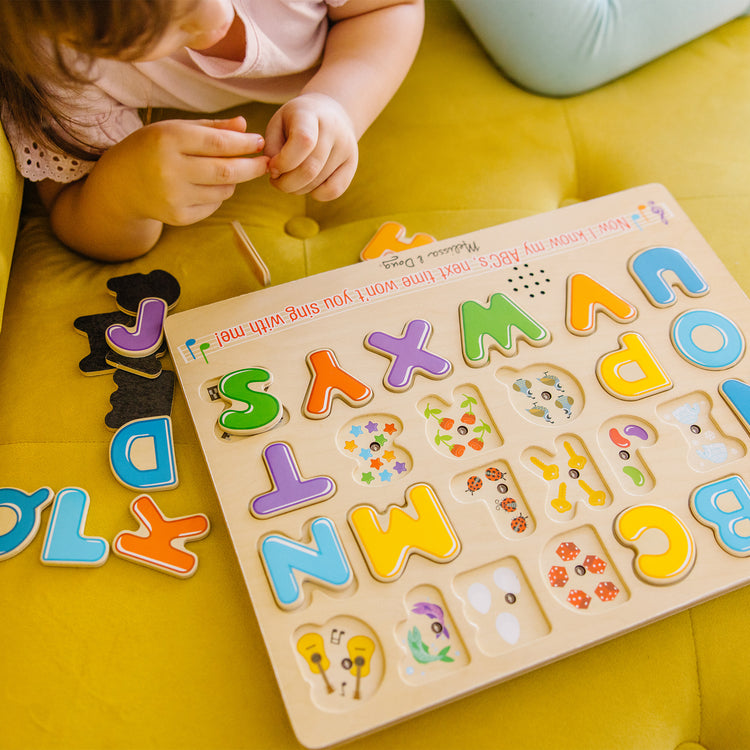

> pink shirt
[2,0,347,182]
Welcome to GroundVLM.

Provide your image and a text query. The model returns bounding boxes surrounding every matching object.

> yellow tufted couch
[2,3,750,749]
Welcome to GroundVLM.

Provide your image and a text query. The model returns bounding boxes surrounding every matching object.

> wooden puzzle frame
[165,185,750,748]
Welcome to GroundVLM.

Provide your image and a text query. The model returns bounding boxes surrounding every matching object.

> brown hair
[0,0,178,160]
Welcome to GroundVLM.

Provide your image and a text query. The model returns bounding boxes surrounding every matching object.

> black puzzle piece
[106,270,181,314]
[105,369,176,431]
[74,310,134,376]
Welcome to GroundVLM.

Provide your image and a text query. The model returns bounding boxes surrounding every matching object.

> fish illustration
[411,601,450,638]
[406,627,454,664]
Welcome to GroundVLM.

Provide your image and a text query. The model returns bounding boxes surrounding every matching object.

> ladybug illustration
[499,497,517,513]
[466,475,483,493]
[485,467,502,481]
[510,514,528,533]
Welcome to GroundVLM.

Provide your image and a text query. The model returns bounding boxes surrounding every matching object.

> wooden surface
[165,185,750,748]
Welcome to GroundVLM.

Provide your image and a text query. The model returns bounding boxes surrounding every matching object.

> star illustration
[374,433,387,446]
[350,424,363,437]
[383,449,396,462]
[378,469,393,482]
[365,420,379,433]
[384,423,397,435]
[344,440,357,452]
[361,472,375,485]
[370,458,383,470]
[359,448,372,460]
[394,461,407,474]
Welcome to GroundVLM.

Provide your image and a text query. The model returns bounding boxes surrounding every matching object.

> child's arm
[264,0,424,201]
[38,116,268,261]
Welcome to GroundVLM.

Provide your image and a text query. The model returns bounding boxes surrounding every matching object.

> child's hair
[0,0,177,160]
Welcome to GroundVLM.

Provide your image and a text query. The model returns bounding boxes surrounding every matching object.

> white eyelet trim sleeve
[0,104,95,183]
[15,140,94,183]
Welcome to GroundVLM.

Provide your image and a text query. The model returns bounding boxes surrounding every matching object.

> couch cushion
[0,125,23,331]
[1,2,750,748]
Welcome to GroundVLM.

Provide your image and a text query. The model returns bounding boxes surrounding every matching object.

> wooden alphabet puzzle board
[164,185,750,748]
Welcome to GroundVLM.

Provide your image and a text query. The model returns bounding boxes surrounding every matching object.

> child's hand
[264,93,358,201]
[98,115,269,226]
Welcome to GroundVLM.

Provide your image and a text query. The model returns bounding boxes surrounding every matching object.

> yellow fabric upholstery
[1,3,750,748]
[0,125,22,332]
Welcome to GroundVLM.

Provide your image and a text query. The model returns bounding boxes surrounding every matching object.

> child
[0,0,424,261]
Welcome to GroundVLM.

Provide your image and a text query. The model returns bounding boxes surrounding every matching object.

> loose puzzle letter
[109,416,178,491]
[105,297,168,358]
[360,221,435,261]
[113,494,210,578]
[0,487,54,560]
[41,487,109,567]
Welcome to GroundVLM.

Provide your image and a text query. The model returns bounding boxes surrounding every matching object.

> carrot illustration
[460,394,477,424]
[434,430,453,449]
[424,404,442,420]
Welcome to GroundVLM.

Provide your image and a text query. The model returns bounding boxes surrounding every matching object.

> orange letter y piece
[113,495,210,578]
[304,349,373,419]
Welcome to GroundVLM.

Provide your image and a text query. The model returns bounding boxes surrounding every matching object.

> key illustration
[522,435,611,521]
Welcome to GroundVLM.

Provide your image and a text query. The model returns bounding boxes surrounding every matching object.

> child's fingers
[179,120,266,157]
[309,154,358,201]
[271,128,349,195]
[186,154,270,186]
[267,109,320,178]
[202,115,248,133]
